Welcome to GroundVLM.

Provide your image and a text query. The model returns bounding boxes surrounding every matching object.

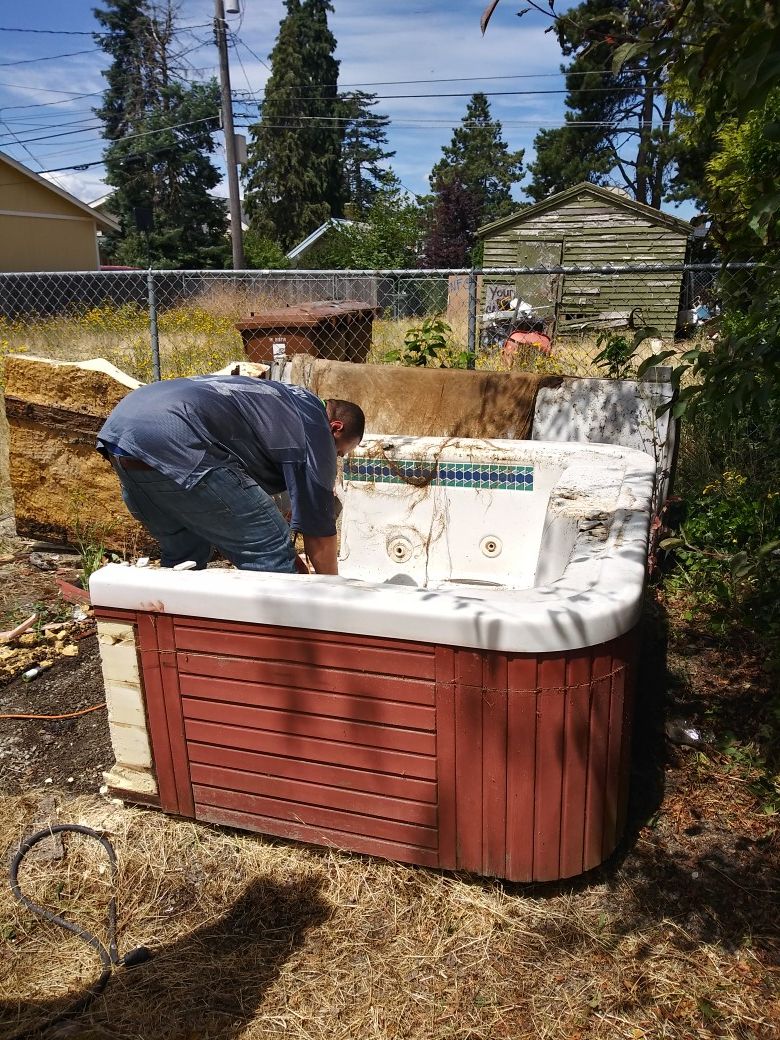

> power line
[0,123,102,147]
[0,91,103,111]
[229,31,258,97]
[336,70,647,87]
[0,48,97,67]
[232,118,656,130]
[0,113,98,129]
[34,118,224,174]
[233,86,640,104]
[4,113,221,166]
[0,117,45,171]
[0,82,99,96]
[0,22,213,35]
[231,32,271,74]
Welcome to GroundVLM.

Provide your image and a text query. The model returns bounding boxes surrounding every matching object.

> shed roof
[286,217,360,260]
[0,151,120,232]
[476,182,691,239]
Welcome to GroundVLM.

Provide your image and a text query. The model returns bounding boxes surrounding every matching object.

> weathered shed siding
[480,186,690,339]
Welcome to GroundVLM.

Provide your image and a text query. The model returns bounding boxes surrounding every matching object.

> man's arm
[302,533,339,575]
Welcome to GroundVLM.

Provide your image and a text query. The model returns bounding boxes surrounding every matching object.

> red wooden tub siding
[95,607,637,882]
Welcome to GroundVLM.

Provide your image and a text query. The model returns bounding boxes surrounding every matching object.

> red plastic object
[95,607,638,881]
[503,330,553,358]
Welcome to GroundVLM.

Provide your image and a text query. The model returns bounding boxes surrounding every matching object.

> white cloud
[40,169,109,206]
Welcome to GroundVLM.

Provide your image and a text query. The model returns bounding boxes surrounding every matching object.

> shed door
[515,238,563,326]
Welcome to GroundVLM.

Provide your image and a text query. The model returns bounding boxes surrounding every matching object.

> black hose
[8,824,151,1039]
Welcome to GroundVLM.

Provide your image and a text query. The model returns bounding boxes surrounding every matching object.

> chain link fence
[0,262,767,384]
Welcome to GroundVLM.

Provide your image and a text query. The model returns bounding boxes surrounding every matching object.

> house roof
[476,182,691,238]
[286,218,358,260]
[1,151,120,232]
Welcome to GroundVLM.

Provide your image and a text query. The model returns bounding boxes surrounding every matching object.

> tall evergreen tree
[429,93,524,226]
[422,175,480,267]
[525,0,675,208]
[243,0,342,250]
[299,0,342,219]
[94,0,228,268]
[339,91,395,217]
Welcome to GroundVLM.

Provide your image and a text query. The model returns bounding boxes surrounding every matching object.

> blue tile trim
[343,458,534,491]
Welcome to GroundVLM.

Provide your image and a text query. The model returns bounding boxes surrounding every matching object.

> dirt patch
[0,637,111,796]
[0,390,11,520]
[0,533,112,797]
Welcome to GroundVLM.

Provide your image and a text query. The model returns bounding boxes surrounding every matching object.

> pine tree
[429,93,524,226]
[243,0,343,250]
[299,0,342,219]
[339,91,395,217]
[526,0,675,208]
[94,0,228,268]
[422,175,480,267]
[525,125,612,202]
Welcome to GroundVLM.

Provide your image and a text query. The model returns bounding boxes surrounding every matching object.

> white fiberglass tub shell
[90,438,656,654]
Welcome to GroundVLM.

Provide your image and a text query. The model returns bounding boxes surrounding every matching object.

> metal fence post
[467,268,478,369]
[147,269,161,381]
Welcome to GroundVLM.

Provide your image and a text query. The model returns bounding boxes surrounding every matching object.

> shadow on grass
[503,590,779,963]
[0,874,331,1040]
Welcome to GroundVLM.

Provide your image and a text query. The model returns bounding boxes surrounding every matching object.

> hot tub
[90,436,655,881]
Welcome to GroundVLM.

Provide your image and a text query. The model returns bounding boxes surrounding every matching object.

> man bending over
[96,375,364,575]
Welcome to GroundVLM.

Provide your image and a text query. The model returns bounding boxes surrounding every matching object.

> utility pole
[214,0,245,268]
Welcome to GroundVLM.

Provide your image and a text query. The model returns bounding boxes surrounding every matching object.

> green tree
[704,90,780,251]
[526,0,675,208]
[339,91,395,217]
[306,178,422,269]
[526,125,611,202]
[243,230,290,270]
[429,93,524,226]
[243,0,342,250]
[94,0,228,268]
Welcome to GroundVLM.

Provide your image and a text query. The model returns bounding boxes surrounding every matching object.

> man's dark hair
[326,399,365,441]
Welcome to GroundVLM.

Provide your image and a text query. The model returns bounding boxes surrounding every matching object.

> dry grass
[0,296,679,387]
[1,778,777,1040]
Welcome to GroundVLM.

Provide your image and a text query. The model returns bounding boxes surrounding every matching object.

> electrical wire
[0,91,104,112]
[8,825,152,1040]
[0,48,98,67]
[0,22,213,35]
[233,85,638,103]
[0,123,103,147]
[0,702,105,720]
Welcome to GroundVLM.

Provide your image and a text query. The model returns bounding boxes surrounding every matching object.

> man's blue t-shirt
[97,376,337,536]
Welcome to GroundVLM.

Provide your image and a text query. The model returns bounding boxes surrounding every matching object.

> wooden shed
[477,183,691,340]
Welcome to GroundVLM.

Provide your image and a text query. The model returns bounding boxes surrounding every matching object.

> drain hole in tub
[387,535,413,563]
[480,535,502,558]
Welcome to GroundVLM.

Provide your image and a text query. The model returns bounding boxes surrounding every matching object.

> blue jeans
[114,465,297,572]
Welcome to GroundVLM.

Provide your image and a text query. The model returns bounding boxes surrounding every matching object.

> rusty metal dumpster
[235,300,380,364]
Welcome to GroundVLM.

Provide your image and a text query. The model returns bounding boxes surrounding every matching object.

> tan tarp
[291,357,562,440]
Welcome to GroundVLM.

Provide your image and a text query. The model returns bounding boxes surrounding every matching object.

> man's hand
[301,534,338,575]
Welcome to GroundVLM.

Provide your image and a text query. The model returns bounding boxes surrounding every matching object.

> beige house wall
[0,162,102,271]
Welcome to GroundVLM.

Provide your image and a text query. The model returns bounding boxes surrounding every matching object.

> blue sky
[0,1,697,219]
